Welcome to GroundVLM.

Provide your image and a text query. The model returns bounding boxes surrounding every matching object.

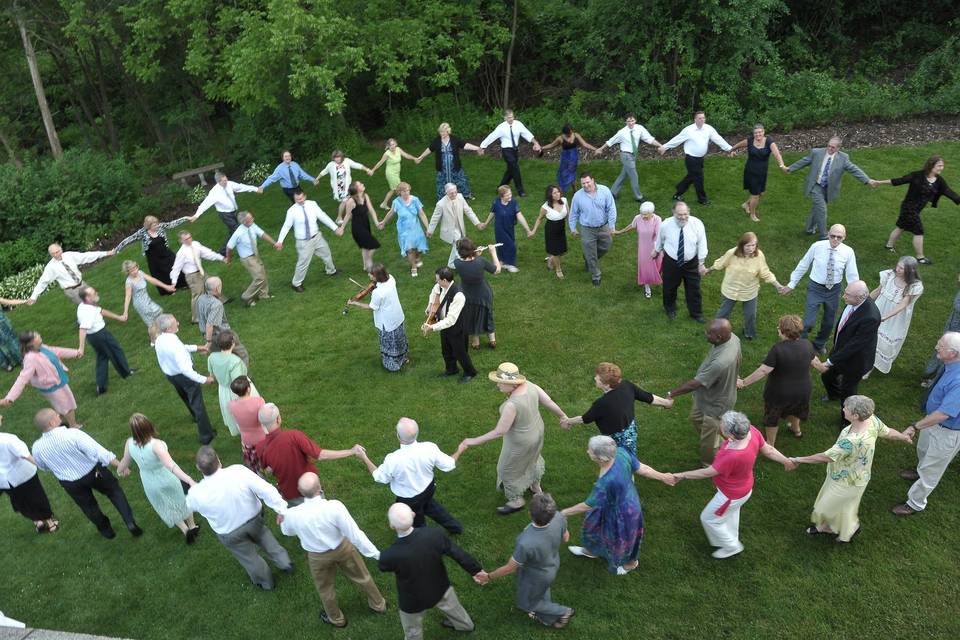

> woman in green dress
[207,330,258,436]
[116,413,200,543]
[370,138,418,210]
[0,297,28,371]
[457,362,568,514]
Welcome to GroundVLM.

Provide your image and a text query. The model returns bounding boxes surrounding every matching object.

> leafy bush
[242,162,272,184]
[188,184,206,204]
[0,263,45,300]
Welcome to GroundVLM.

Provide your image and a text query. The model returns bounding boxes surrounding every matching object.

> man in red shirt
[254,403,363,504]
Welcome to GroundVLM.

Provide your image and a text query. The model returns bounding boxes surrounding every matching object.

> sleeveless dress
[384,148,402,189]
[743,136,773,195]
[455,257,496,334]
[350,198,381,249]
[557,137,580,192]
[392,195,429,256]
[496,383,546,501]
[127,438,191,527]
[542,200,568,256]
[145,231,188,295]
[126,275,163,327]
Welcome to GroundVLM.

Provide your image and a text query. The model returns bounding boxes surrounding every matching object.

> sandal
[471,343,481,351]
[556,269,564,280]
[552,609,576,629]
[488,341,497,350]
[805,525,832,536]
[917,257,933,265]
[37,519,60,534]
[884,244,896,253]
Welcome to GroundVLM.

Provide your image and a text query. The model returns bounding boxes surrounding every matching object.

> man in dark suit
[378,503,486,639]
[813,280,881,425]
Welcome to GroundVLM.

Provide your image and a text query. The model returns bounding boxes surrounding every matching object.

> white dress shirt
[32,426,116,482]
[186,464,287,534]
[194,181,258,217]
[787,241,859,289]
[606,124,655,152]
[30,251,110,300]
[280,496,380,558]
[662,123,732,157]
[154,332,206,384]
[655,216,708,263]
[0,432,37,489]
[369,275,405,332]
[277,200,339,243]
[480,120,535,149]
[170,241,223,284]
[372,440,456,498]
[427,284,465,331]
[817,152,838,181]
[76,303,106,334]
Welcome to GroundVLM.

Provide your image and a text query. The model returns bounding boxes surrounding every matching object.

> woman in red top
[671,411,794,558]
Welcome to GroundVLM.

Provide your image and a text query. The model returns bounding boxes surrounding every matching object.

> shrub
[0,262,45,300]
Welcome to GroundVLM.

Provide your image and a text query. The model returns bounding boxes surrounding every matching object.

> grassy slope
[2,142,959,639]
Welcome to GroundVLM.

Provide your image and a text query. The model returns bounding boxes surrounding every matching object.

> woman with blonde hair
[114,214,190,294]
[480,185,533,272]
[370,138,418,210]
[121,260,174,343]
[378,181,430,276]
[416,122,481,200]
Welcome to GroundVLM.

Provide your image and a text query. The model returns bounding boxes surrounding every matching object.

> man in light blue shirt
[260,150,317,203]
[225,212,279,306]
[569,173,616,287]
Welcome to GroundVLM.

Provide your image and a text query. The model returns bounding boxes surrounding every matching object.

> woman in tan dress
[457,362,568,514]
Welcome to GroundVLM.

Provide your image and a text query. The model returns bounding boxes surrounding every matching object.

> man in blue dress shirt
[568,173,616,287]
[225,212,280,306]
[260,150,317,203]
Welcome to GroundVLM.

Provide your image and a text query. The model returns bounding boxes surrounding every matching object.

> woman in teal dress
[370,138,417,210]
[0,297,28,371]
[117,413,200,543]
[561,435,672,574]
[379,182,430,277]
[207,330,258,437]
[121,261,175,344]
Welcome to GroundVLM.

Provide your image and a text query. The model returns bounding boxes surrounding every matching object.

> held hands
[697,265,708,276]
[117,467,131,477]
[366,168,374,176]
[868,179,879,188]
[188,215,199,223]
[204,375,215,385]
[352,444,366,457]
[736,377,745,390]
[456,440,470,456]
[477,222,487,231]
[902,426,917,442]
[779,286,793,296]
[119,314,128,322]
[559,417,572,430]
[376,221,386,230]
[661,473,678,487]
[783,458,798,471]
[313,177,320,186]
[257,187,264,194]
[657,146,666,156]
[662,397,675,409]
[163,284,177,293]
[276,514,285,525]
[275,242,284,251]
[0,399,11,407]
[526,229,535,238]
[335,226,345,237]
[473,570,490,585]
[780,164,790,174]
[196,344,208,353]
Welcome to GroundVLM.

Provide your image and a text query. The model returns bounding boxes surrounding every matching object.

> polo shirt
[255,429,322,499]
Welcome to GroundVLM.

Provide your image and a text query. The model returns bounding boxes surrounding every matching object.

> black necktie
[509,125,516,148]
[287,164,297,187]
[676,227,686,267]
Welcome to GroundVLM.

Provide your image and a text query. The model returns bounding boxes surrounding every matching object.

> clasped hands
[473,570,490,585]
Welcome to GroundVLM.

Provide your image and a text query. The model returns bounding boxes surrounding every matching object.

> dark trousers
[802,281,842,351]
[396,481,463,534]
[662,255,703,318]
[440,327,477,377]
[218,209,240,254]
[166,373,215,443]
[498,148,525,194]
[3,473,53,521]
[675,154,707,202]
[282,186,297,203]
[821,366,862,426]
[59,464,135,534]
[86,329,131,391]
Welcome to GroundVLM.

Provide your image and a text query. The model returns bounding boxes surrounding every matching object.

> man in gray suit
[784,137,874,239]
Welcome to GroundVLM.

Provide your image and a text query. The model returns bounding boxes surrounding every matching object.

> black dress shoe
[96,387,107,396]
[291,284,305,293]
[128,524,144,537]
[458,375,474,384]
[698,199,711,206]
[496,503,525,515]
[672,194,683,201]
[665,310,677,320]
[592,278,601,287]
[518,192,528,197]
[199,431,217,445]
[438,371,459,378]
[691,315,706,324]
[100,527,117,539]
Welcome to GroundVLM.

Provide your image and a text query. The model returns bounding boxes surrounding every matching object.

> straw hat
[488,362,527,385]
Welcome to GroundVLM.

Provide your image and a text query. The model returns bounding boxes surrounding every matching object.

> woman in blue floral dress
[0,297,28,370]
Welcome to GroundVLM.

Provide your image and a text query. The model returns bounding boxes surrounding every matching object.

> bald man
[667,319,742,465]
[812,280,881,426]
[196,276,248,365]
[785,137,872,239]
[29,243,115,305]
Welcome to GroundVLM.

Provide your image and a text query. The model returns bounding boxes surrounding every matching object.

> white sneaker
[711,543,744,559]
[568,546,596,558]
[504,264,519,273]
[411,268,418,277]
[644,285,652,298]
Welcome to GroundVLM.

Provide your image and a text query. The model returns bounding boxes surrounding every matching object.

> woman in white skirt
[789,395,912,542]
[869,257,923,375]
[671,411,793,558]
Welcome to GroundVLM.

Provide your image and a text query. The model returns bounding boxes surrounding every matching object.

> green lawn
[2,142,959,639]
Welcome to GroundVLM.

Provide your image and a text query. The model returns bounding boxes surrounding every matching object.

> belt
[811,280,838,290]
[65,283,83,290]
[298,232,319,241]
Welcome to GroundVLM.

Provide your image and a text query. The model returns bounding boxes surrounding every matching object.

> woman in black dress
[114,215,190,295]
[453,237,501,349]
[335,180,381,271]
[530,185,569,280]
[877,155,960,265]
[729,124,785,222]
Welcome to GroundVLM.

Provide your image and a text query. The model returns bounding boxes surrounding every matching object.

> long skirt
[43,385,78,415]
[378,323,409,372]
[435,168,473,200]
[0,311,21,369]
[810,477,866,542]
[557,148,579,192]
[3,473,53,521]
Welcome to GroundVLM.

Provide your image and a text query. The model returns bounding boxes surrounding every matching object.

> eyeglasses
[828,234,844,239]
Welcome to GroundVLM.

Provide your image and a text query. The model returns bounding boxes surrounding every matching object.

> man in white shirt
[653,201,709,322]
[31,408,141,539]
[0,425,58,533]
[784,137,872,240]
[277,187,339,292]
[279,472,386,628]
[225,211,279,306]
[659,111,732,205]
[77,286,133,396]
[186,446,292,590]
[426,183,483,267]
[153,314,216,444]
[170,231,224,322]
[28,244,115,306]
[479,109,541,197]
[782,224,859,353]
[358,417,463,534]
[189,171,261,253]
[421,266,477,383]
[594,113,661,201]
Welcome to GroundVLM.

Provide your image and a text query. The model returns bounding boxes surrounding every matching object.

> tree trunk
[502,0,519,110]
[0,126,23,168]
[15,9,62,159]
[91,41,120,153]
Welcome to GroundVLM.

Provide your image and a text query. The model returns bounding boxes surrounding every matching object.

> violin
[342,277,376,315]
[424,295,442,326]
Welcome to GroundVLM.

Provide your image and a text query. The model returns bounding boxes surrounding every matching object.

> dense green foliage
[1,143,959,639]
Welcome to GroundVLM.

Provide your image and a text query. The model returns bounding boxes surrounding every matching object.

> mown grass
[2,141,959,639]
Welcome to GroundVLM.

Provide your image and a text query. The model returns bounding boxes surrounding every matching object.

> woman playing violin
[453,237,502,350]
[345,264,409,371]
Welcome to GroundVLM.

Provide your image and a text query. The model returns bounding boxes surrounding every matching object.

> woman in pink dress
[613,201,662,298]
[0,331,83,427]
[227,375,266,473]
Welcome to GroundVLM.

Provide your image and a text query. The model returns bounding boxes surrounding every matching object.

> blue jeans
[802,281,841,350]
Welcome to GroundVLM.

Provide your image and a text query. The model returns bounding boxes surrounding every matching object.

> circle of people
[2,108,960,636]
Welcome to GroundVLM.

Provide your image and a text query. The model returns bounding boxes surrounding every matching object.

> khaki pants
[907,425,960,511]
[399,586,474,640]
[240,255,269,302]
[294,234,336,286]
[63,282,88,305]
[691,408,723,466]
[185,271,205,322]
[307,538,386,626]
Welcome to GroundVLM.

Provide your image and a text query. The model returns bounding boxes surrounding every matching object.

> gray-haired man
[197,276,249,365]
[225,211,279,306]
